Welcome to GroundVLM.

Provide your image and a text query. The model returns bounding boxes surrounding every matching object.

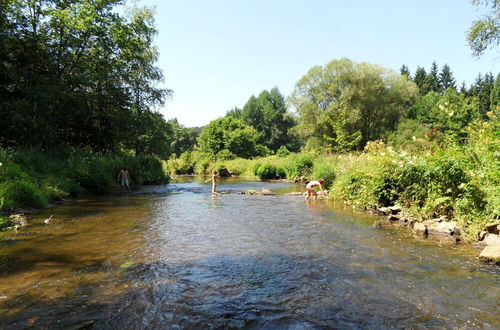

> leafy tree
[290,58,418,151]
[197,117,261,159]
[410,90,481,132]
[167,119,198,156]
[467,0,500,57]
[240,88,297,152]
[439,64,456,90]
[0,0,170,155]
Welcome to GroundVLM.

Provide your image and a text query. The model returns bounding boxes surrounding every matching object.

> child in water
[205,169,219,195]
[305,178,326,200]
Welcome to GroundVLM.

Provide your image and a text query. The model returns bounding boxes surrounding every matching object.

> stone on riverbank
[484,234,500,246]
[479,243,500,265]
[9,214,28,227]
[413,219,460,237]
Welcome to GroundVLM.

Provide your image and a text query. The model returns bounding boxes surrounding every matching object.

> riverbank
[0,147,169,228]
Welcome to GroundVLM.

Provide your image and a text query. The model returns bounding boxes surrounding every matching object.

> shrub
[311,164,336,189]
[256,164,279,180]
[284,154,314,178]
[0,180,48,210]
[276,146,290,157]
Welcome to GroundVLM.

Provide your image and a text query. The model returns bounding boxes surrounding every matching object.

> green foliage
[239,88,298,152]
[0,216,15,231]
[276,146,291,157]
[467,0,500,57]
[311,164,336,189]
[0,147,169,209]
[0,180,47,210]
[387,119,428,152]
[290,58,418,152]
[198,117,262,159]
[284,154,314,178]
[0,1,177,157]
[256,164,278,180]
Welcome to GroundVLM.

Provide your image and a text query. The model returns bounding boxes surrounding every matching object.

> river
[0,178,498,329]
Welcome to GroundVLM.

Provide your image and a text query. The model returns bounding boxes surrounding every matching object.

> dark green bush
[256,164,279,180]
[0,180,47,210]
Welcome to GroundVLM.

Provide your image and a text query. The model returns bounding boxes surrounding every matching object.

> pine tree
[478,72,495,117]
[413,67,430,95]
[400,64,410,79]
[459,81,469,96]
[427,61,442,93]
[439,64,456,90]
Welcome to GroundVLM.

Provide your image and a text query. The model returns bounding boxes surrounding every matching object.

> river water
[0,178,498,329]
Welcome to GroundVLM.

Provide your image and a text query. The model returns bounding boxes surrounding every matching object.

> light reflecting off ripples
[0,178,498,329]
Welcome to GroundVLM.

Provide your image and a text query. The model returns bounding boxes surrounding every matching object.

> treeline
[170,58,499,174]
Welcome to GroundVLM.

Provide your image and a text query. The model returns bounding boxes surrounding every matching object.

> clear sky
[137,0,499,127]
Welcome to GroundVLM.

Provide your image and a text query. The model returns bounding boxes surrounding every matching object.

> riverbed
[0,178,498,329]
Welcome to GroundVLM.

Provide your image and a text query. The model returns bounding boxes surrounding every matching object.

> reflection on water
[0,179,498,329]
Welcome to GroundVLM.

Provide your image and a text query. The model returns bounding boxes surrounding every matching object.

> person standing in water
[118,167,131,192]
[205,169,219,195]
[305,178,326,200]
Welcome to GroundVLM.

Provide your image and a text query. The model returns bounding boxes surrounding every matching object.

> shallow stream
[0,178,498,329]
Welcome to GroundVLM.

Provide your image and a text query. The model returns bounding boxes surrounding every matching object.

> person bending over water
[305,178,326,200]
[205,169,220,195]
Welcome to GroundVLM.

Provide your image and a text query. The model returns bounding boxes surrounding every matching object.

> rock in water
[261,189,274,196]
[479,242,500,264]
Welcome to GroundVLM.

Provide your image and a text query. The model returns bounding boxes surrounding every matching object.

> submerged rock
[479,243,500,264]
[261,189,275,196]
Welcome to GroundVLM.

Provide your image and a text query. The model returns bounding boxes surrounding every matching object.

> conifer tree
[439,64,457,90]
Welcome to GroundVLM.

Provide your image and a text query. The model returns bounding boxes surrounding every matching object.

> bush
[276,146,290,157]
[256,164,279,180]
[284,154,314,178]
[311,164,336,189]
[0,180,47,210]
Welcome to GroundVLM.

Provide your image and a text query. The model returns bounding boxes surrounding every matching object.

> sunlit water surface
[0,177,498,329]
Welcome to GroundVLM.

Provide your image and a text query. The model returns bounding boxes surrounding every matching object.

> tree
[439,64,456,90]
[413,67,430,95]
[167,119,198,156]
[467,0,500,57]
[239,88,297,152]
[400,64,410,79]
[290,58,418,151]
[197,117,261,159]
[426,61,442,93]
[0,1,170,155]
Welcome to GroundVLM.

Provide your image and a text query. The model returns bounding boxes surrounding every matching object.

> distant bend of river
[0,177,498,329]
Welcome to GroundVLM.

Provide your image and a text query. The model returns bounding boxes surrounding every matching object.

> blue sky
[137,0,499,127]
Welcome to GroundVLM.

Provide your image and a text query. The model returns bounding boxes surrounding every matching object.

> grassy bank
[166,117,499,242]
[0,147,169,217]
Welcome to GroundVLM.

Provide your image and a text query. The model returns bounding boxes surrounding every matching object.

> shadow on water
[0,179,498,329]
